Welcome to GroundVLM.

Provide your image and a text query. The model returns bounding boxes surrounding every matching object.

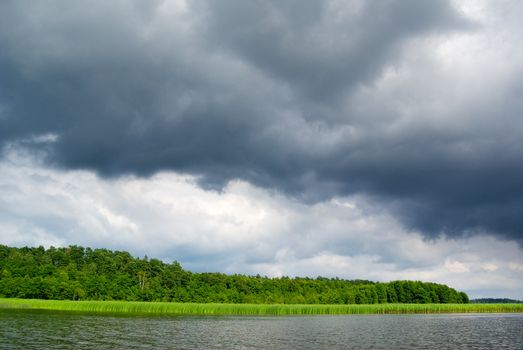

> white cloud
[509,263,523,272]
[481,263,498,272]
[444,259,470,273]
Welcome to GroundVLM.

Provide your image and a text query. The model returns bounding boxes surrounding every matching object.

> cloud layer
[3,0,523,241]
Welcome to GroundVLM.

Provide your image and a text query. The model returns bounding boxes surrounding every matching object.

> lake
[1,309,522,349]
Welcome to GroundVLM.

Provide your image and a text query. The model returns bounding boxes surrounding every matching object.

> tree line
[471,298,522,304]
[0,245,469,304]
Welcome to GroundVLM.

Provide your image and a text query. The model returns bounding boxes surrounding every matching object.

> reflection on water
[1,309,522,349]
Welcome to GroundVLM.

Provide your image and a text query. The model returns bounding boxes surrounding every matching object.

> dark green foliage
[471,298,522,304]
[0,245,469,304]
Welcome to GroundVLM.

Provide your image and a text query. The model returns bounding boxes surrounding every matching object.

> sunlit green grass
[1,298,522,316]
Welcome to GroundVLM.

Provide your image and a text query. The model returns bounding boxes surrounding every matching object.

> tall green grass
[1,298,522,316]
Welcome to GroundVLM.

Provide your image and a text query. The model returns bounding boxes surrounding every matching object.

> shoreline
[1,298,522,316]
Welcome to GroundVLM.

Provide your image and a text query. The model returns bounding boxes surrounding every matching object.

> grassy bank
[1,298,522,316]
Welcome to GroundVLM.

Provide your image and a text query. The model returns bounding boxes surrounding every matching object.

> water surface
[1,309,522,349]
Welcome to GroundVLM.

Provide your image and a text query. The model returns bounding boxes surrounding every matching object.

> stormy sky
[1,0,522,299]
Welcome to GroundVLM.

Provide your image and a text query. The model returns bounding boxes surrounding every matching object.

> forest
[0,245,469,304]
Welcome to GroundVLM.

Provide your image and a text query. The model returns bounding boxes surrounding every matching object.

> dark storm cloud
[197,0,463,104]
[1,0,522,242]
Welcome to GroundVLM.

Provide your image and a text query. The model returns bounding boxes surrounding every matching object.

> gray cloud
[1,0,522,242]
[197,0,465,103]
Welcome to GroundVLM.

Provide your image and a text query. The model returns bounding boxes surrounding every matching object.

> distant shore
[1,298,522,316]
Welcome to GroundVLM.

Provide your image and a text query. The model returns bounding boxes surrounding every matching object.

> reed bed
[1,298,522,316]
